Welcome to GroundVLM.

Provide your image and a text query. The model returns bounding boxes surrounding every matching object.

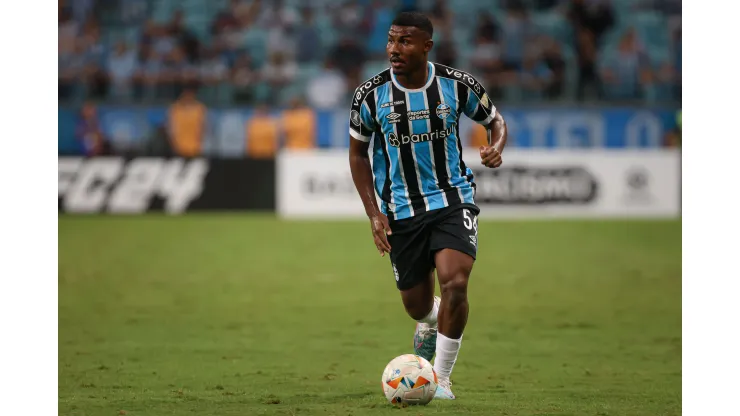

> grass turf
[59,215,681,415]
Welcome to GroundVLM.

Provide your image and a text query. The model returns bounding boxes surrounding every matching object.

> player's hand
[479,146,503,168]
[370,213,392,257]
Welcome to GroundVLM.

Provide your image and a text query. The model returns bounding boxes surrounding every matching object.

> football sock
[416,299,439,325]
[433,333,462,381]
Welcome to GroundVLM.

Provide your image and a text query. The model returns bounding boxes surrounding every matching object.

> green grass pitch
[59,215,681,415]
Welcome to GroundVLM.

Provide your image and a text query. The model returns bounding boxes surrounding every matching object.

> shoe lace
[418,325,437,338]
[438,378,452,390]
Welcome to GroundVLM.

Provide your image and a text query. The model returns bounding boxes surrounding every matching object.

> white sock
[416,298,439,325]
[433,333,462,381]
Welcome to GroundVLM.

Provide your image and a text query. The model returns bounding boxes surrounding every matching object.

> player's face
[387,25,432,76]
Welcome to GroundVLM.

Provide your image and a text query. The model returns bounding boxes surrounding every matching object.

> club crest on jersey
[350,110,361,126]
[436,103,451,119]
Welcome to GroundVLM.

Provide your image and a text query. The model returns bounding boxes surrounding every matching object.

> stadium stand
[59,0,682,107]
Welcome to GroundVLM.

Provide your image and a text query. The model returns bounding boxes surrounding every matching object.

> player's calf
[399,274,439,362]
[398,270,436,320]
[433,248,474,389]
[436,252,472,339]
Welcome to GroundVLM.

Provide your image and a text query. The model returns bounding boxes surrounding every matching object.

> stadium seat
[315,16,338,51]
[416,0,436,12]
[362,60,389,80]
[559,43,579,100]
[611,0,641,19]
[634,11,670,49]
[242,29,268,67]
[284,0,303,8]
[150,1,176,23]
[452,26,470,50]
[449,0,479,27]
[532,11,573,45]
[473,0,503,17]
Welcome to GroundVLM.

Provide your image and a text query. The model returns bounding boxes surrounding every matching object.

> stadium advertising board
[277,149,681,219]
[58,157,276,214]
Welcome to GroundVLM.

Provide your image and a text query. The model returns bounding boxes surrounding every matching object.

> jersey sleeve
[462,78,496,126]
[349,95,376,142]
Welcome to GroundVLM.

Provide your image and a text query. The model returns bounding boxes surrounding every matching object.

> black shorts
[387,203,480,291]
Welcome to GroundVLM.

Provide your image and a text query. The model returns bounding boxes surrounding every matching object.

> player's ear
[424,39,433,53]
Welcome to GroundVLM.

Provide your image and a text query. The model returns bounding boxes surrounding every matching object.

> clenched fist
[479,146,502,168]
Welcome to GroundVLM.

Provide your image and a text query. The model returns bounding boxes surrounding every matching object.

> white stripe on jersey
[375,85,396,213]
[382,135,396,214]
[391,84,413,217]
[422,87,447,208]
[405,90,430,212]
[451,80,466,203]
[481,112,495,125]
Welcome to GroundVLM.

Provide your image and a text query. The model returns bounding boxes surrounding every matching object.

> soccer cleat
[434,378,456,400]
[413,296,440,362]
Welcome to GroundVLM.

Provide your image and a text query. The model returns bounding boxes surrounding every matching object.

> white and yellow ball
[381,354,438,406]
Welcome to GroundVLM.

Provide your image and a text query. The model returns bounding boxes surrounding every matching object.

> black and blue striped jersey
[349,61,496,221]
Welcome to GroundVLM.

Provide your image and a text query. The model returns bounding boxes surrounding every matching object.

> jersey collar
[390,61,436,93]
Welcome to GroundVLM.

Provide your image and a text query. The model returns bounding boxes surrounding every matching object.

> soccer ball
[381,354,438,406]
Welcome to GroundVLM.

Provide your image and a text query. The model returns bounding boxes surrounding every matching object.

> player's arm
[461,78,507,168]
[349,138,379,218]
[349,138,392,256]
[348,98,392,256]
[480,111,507,168]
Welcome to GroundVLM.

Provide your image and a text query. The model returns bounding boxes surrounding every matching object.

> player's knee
[402,296,433,321]
[439,272,468,305]
[405,304,430,321]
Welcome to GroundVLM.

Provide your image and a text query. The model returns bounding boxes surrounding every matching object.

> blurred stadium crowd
[59,0,681,108]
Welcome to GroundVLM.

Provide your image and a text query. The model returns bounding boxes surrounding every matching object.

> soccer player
[348,12,508,399]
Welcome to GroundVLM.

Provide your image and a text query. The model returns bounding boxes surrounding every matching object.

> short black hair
[391,12,434,38]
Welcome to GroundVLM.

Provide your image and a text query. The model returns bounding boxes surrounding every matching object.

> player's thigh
[429,205,479,287]
[388,219,434,293]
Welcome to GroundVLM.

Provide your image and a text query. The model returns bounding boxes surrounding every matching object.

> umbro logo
[386,112,401,124]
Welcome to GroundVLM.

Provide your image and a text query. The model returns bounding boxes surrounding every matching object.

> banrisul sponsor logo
[387,125,455,147]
